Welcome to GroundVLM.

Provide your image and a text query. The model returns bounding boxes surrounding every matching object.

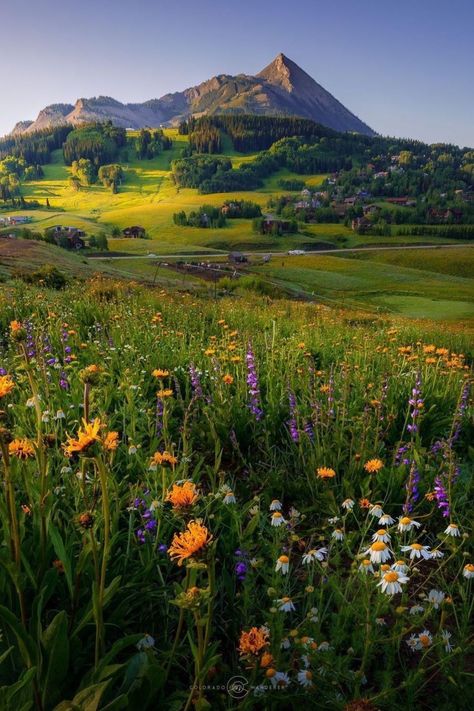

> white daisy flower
[317,641,330,652]
[223,491,236,504]
[372,529,391,544]
[441,630,453,653]
[401,543,431,560]
[444,523,460,537]
[332,528,344,541]
[392,560,409,573]
[308,606,319,623]
[276,597,295,612]
[297,670,313,687]
[271,511,286,527]
[269,499,282,511]
[270,671,290,689]
[378,570,409,595]
[55,409,66,420]
[463,563,474,579]
[417,630,433,649]
[428,589,445,609]
[410,605,424,615]
[406,634,419,652]
[328,516,339,524]
[359,559,374,575]
[280,637,291,649]
[364,541,391,564]
[342,498,355,510]
[398,516,421,532]
[369,504,384,518]
[379,513,395,526]
[275,555,290,575]
[136,634,155,650]
[430,549,444,559]
[302,547,327,564]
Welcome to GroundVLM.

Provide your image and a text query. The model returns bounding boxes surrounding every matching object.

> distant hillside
[11,53,375,137]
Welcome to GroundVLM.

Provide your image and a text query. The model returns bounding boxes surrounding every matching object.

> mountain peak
[10,55,375,137]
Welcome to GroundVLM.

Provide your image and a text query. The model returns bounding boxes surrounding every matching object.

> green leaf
[41,610,70,707]
[100,695,130,711]
[64,680,113,711]
[48,522,74,598]
[0,605,37,668]
[0,667,36,710]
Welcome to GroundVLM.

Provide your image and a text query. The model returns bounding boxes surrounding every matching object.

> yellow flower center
[278,555,289,564]
[384,571,399,583]
[411,543,423,550]
[372,542,387,551]
[400,517,412,525]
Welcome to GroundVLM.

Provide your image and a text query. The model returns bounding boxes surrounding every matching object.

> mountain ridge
[11,54,375,137]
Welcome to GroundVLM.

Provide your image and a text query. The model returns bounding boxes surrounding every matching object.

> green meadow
[1,128,473,319]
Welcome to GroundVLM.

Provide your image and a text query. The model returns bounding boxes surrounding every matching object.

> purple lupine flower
[0,368,7,376]
[304,418,314,441]
[246,344,263,421]
[234,549,249,581]
[189,363,203,399]
[26,320,36,359]
[287,390,299,443]
[407,373,423,434]
[434,475,450,518]
[59,371,69,390]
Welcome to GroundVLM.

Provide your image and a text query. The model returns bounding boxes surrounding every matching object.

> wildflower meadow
[0,278,472,710]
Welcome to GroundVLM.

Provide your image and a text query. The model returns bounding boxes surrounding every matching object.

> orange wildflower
[222,374,234,385]
[364,458,384,474]
[152,369,169,378]
[63,418,102,457]
[103,431,119,451]
[8,438,35,460]
[316,466,336,479]
[152,450,178,467]
[238,626,269,656]
[168,520,211,566]
[166,481,198,508]
[157,388,173,399]
[0,374,15,398]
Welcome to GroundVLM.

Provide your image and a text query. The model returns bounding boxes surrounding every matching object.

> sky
[1,0,473,146]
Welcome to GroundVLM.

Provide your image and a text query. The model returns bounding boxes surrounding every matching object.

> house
[122,225,146,238]
[386,197,414,207]
[49,226,86,250]
[351,217,372,232]
[3,216,32,225]
[363,204,381,215]
[301,188,311,198]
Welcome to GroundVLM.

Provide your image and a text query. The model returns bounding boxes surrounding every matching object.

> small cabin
[122,226,146,238]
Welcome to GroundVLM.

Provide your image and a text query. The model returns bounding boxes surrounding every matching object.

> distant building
[2,216,32,225]
[122,225,146,238]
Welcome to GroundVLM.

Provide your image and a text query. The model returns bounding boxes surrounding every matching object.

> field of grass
[0,278,472,709]
[248,250,474,318]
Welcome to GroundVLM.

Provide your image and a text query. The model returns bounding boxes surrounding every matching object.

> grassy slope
[249,251,474,319]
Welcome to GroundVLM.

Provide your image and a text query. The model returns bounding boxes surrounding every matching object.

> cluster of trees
[171,155,232,188]
[179,115,335,152]
[173,205,226,228]
[222,200,261,218]
[63,122,126,166]
[69,158,124,193]
[172,136,352,194]
[252,217,298,235]
[277,178,307,191]
[135,129,172,159]
[188,126,221,154]
[397,225,474,240]
[0,125,72,164]
[0,156,44,202]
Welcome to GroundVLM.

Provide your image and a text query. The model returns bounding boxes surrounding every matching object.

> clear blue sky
[2,0,473,146]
